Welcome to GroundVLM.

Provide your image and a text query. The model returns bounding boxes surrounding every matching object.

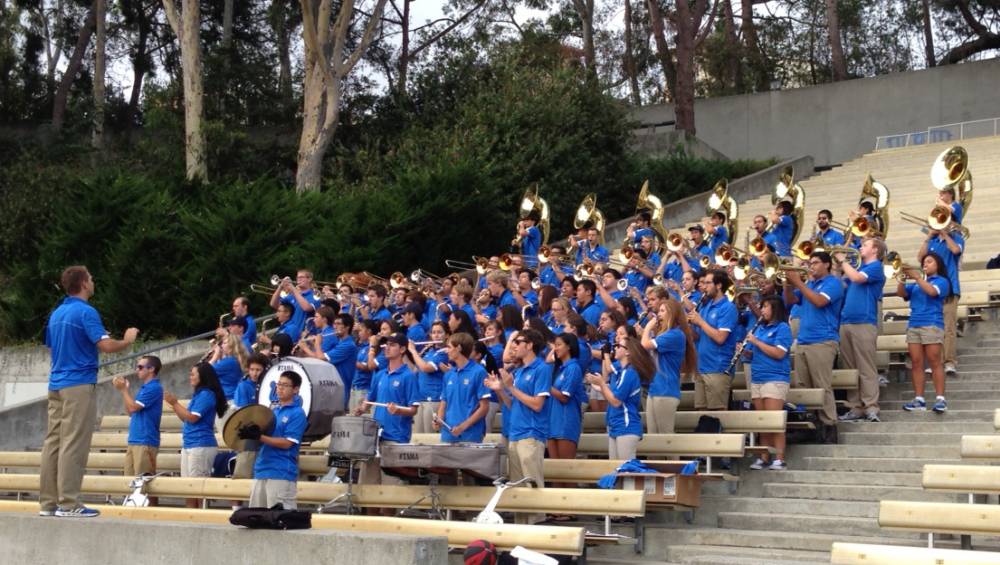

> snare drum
[259,356,346,441]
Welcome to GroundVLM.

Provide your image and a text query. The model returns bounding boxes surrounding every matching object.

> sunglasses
[135,364,151,370]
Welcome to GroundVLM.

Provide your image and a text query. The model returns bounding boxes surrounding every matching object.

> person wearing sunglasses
[112,356,163,488]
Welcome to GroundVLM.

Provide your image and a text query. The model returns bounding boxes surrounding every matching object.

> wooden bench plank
[675,411,786,433]
[960,435,1000,460]
[732,370,858,390]
[995,409,999,431]
[831,542,1000,565]
[879,500,1000,536]
[923,464,1000,494]
[0,500,585,555]
[731,388,826,409]
[408,433,746,458]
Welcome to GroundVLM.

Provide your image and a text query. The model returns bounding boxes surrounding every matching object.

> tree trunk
[646,0,677,102]
[51,7,95,132]
[623,0,641,105]
[722,0,742,93]
[572,0,596,73]
[396,0,410,94]
[741,0,768,91]
[271,0,293,112]
[92,0,106,149]
[163,0,208,181]
[824,0,848,81]
[125,2,152,130]
[672,0,716,135]
[222,0,233,48]
[921,0,935,67]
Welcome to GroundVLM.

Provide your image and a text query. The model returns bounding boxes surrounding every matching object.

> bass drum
[258,356,345,441]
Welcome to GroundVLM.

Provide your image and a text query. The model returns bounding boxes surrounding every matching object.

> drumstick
[364,401,390,408]
[433,414,453,431]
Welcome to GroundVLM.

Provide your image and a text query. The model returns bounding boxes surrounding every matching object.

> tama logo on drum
[399,452,419,461]
[331,430,352,438]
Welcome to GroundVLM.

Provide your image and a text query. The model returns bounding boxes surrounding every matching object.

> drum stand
[397,472,447,521]
[319,458,367,515]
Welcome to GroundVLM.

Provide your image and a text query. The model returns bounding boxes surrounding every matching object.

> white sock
[936,396,945,401]
[914,396,925,402]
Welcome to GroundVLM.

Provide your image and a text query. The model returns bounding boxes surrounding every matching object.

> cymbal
[221,404,275,451]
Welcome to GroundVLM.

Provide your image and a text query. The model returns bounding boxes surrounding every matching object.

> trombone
[826,246,861,268]
[249,274,288,297]
[759,252,808,283]
[899,206,970,239]
[445,256,490,276]
[665,232,689,254]
[714,243,749,266]
[538,245,573,264]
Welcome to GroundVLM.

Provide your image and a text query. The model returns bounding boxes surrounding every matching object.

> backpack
[229,504,312,530]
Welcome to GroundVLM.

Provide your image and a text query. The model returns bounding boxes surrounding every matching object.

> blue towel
[597,458,697,489]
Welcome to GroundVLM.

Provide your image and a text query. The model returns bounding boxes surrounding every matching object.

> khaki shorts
[124,445,158,476]
[750,381,790,401]
[181,447,217,478]
[906,326,944,345]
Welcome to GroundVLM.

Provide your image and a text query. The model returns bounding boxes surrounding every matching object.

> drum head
[221,404,275,450]
[259,357,314,414]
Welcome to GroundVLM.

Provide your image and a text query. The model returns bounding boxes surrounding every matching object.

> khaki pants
[789,318,800,341]
[486,401,500,433]
[250,479,298,509]
[508,438,545,524]
[645,395,679,433]
[232,451,258,479]
[40,384,97,511]
[694,372,731,410]
[943,295,958,366]
[349,388,368,412]
[794,341,839,425]
[124,445,159,476]
[360,441,404,485]
[840,324,880,415]
[413,400,440,434]
[608,435,641,460]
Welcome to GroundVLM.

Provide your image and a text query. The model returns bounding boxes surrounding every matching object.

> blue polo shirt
[280,289,320,341]
[819,228,845,247]
[406,323,428,344]
[324,335,358,401]
[521,226,542,267]
[539,265,560,287]
[253,401,308,481]
[662,260,684,284]
[182,388,218,449]
[708,226,729,253]
[367,364,421,443]
[128,378,163,447]
[692,241,712,261]
[353,343,373,390]
[507,357,552,443]
[949,201,963,225]
[770,215,794,256]
[212,356,243,400]
[576,243,609,264]
[694,296,739,374]
[577,299,604,327]
[927,232,964,297]
[632,227,655,244]
[794,275,844,345]
[576,338,592,372]
[440,360,491,443]
[547,359,585,442]
[368,306,392,322]
[651,327,685,398]
[44,296,110,391]
[244,314,257,345]
[745,322,792,384]
[275,319,297,339]
[606,366,643,438]
[234,377,258,408]
[418,349,448,402]
[841,259,885,325]
[316,326,338,351]
[905,275,950,329]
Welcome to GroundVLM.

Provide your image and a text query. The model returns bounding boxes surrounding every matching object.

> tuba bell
[705,178,739,250]
[574,193,606,245]
[511,184,551,249]
[931,146,972,213]
[771,166,806,244]
[629,180,670,249]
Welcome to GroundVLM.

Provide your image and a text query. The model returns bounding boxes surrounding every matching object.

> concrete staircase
[588,321,1000,564]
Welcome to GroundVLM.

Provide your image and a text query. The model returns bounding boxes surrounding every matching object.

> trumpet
[574,263,596,280]
[899,206,970,239]
[714,244,748,266]
[537,245,573,264]
[665,232,689,253]
[747,236,770,257]
[884,251,919,282]
[388,271,412,290]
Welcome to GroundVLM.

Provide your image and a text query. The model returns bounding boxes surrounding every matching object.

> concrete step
[799,456,963,473]
[700,496,878,519]
[893,384,1000,394]
[838,432,966,446]
[835,421,995,433]
[885,389,1000,400]
[717,511,919,540]
[951,354,1000,364]
[873,409,995,422]
[662,545,829,564]
[646,526,922,554]
[755,470,921,487]
[950,365,1000,373]
[761,482,963,503]
[879,399,1000,410]
[789,444,959,459]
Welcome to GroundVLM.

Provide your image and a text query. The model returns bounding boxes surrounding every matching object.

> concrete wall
[602,155,815,246]
[630,130,730,160]
[632,57,1000,167]
[0,514,447,565]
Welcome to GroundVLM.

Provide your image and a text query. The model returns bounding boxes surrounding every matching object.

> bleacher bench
[959,435,1000,460]
[831,542,1000,565]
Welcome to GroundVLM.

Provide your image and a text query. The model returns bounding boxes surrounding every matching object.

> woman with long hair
[899,252,951,413]
[209,333,248,401]
[587,336,654,460]
[164,362,227,508]
[546,333,586,485]
[409,321,452,433]
[743,295,793,470]
[448,308,478,337]
[640,299,697,433]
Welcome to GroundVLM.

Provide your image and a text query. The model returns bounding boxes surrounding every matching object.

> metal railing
[875,117,1000,151]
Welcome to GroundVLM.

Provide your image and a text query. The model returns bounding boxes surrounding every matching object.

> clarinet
[726,318,763,374]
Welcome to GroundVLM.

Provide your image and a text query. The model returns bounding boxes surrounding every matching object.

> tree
[825,0,848,80]
[162,0,207,181]
[937,0,1000,64]
[623,0,641,104]
[51,6,95,132]
[92,0,105,148]
[296,0,389,192]
[570,0,596,72]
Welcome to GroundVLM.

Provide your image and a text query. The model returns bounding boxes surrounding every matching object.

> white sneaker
[924,367,932,375]
[768,459,787,470]
[944,363,957,375]
[749,458,766,470]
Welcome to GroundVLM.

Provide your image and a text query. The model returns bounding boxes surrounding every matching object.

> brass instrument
[884,251,919,282]
[616,278,629,292]
[899,205,971,239]
[617,246,663,271]
[698,256,712,270]
[249,274,288,297]
[389,271,412,290]
[573,193,606,245]
[792,238,824,261]
[499,253,537,271]
[931,145,972,212]
[713,244,749,266]
[625,180,670,250]
[825,246,861,268]
[445,256,490,276]
[747,236,770,257]
[769,166,806,243]
[859,173,890,238]
[410,268,449,288]
[511,184,550,248]
[759,252,808,283]
[537,245,573,264]
[705,178,739,250]
[574,263,596,280]
[665,232,689,253]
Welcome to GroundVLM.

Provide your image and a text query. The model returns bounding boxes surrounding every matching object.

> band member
[783,251,843,441]
[231,354,269,481]
[742,296,792,470]
[510,269,539,311]
[447,282,480,333]
[624,237,661,294]
[900,253,951,413]
[351,320,380,411]
[571,226,610,265]
[642,299,698,431]
[209,333,249,401]
[919,221,964,375]
[937,188,963,224]
[232,296,256,345]
[400,303,428,344]
[836,238,886,422]
[301,312,357,402]
[165,363,226,508]
[241,370,308,509]
[223,316,254,353]
[816,210,846,246]
[516,211,543,268]
[587,335,651,460]
[539,245,571,286]
[661,247,685,286]
[112,355,163,482]
[409,321,450,433]
[704,211,729,254]
[626,209,656,247]
[688,270,738,411]
[435,333,491,442]
[687,225,711,262]
[575,279,604,327]
[359,285,392,322]
[767,201,795,257]
[269,270,320,340]
[477,271,518,323]
[845,201,876,249]
[484,328,551,525]
[546,333,586,485]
